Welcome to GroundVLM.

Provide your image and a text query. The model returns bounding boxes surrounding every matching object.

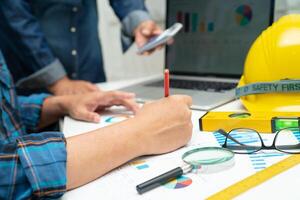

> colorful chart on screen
[104,115,131,123]
[163,176,192,189]
[235,5,252,26]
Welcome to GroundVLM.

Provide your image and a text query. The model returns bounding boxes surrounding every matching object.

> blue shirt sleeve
[109,0,148,20]
[17,94,50,132]
[0,132,67,199]
[0,0,66,88]
[109,0,152,51]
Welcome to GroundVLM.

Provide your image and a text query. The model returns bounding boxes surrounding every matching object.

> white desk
[61,77,300,200]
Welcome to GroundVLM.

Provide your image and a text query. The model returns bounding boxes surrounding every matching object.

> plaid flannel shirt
[0,51,67,199]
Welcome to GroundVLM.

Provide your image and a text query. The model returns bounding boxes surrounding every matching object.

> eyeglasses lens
[275,128,300,154]
[226,129,262,154]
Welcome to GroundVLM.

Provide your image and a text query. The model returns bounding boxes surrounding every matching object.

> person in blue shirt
[0,51,192,199]
[0,0,163,95]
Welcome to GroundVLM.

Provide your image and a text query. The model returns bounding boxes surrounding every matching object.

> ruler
[207,154,300,200]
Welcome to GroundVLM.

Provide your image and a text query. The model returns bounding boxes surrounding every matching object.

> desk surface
[61,77,300,200]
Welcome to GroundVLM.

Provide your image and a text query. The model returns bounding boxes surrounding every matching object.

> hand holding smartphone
[137,23,183,54]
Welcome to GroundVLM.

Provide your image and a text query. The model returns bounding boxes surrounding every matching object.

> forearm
[38,96,68,129]
[66,118,142,189]
[65,95,192,190]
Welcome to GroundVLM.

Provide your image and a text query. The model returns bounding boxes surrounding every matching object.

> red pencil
[164,69,170,97]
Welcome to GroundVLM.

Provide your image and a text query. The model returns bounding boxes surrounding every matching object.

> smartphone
[137,23,183,54]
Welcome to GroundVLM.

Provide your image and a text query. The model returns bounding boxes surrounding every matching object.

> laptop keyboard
[145,79,238,92]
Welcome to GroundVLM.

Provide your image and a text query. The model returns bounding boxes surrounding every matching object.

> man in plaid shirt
[0,51,193,199]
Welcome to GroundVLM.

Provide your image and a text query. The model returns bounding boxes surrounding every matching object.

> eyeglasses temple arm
[276,144,300,150]
[225,145,260,151]
[215,129,248,147]
[227,144,300,151]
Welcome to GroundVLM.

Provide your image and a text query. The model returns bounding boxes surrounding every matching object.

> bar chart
[175,4,253,33]
[176,11,215,33]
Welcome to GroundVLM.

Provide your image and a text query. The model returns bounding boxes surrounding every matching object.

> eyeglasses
[215,127,300,154]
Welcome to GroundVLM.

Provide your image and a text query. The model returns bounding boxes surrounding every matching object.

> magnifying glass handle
[136,167,185,194]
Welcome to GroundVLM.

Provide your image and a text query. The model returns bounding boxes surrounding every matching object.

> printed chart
[104,115,131,123]
[213,131,287,171]
[62,108,134,137]
[163,176,193,189]
[294,130,300,141]
[130,160,150,170]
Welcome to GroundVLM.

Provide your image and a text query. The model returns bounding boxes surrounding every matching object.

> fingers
[153,27,162,35]
[113,99,140,113]
[98,91,136,103]
[140,21,157,36]
[135,30,148,48]
[169,95,193,107]
[135,20,163,55]
[141,49,155,56]
[92,91,138,112]
[104,91,140,112]
[180,95,193,107]
[75,109,100,123]
[167,38,174,45]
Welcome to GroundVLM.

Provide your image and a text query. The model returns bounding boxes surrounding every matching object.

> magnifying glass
[136,147,234,194]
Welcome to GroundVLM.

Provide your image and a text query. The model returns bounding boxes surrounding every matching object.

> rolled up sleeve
[0,0,67,89]
[121,10,151,38]
[16,59,66,89]
[121,10,151,51]
[18,93,50,132]
[0,132,67,199]
[109,0,151,51]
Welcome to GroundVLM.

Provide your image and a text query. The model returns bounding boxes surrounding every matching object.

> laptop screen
[166,0,274,78]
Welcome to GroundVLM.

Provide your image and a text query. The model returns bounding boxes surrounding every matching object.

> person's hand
[62,91,139,122]
[134,20,164,55]
[48,76,99,95]
[133,95,193,155]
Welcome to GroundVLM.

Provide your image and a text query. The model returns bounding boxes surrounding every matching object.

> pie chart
[235,5,252,26]
[163,176,192,189]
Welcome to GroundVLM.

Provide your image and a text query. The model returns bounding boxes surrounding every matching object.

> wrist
[56,95,72,115]
[45,95,70,116]
[48,76,69,93]
[122,117,148,157]
[38,95,71,128]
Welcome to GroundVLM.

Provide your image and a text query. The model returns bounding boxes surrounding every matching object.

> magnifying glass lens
[137,147,235,194]
[183,147,234,166]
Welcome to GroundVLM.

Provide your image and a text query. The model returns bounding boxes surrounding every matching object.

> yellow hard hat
[236,14,300,112]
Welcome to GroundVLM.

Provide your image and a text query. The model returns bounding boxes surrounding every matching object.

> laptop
[122,0,275,110]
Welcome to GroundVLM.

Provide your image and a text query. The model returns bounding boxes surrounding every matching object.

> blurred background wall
[98,0,300,82]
